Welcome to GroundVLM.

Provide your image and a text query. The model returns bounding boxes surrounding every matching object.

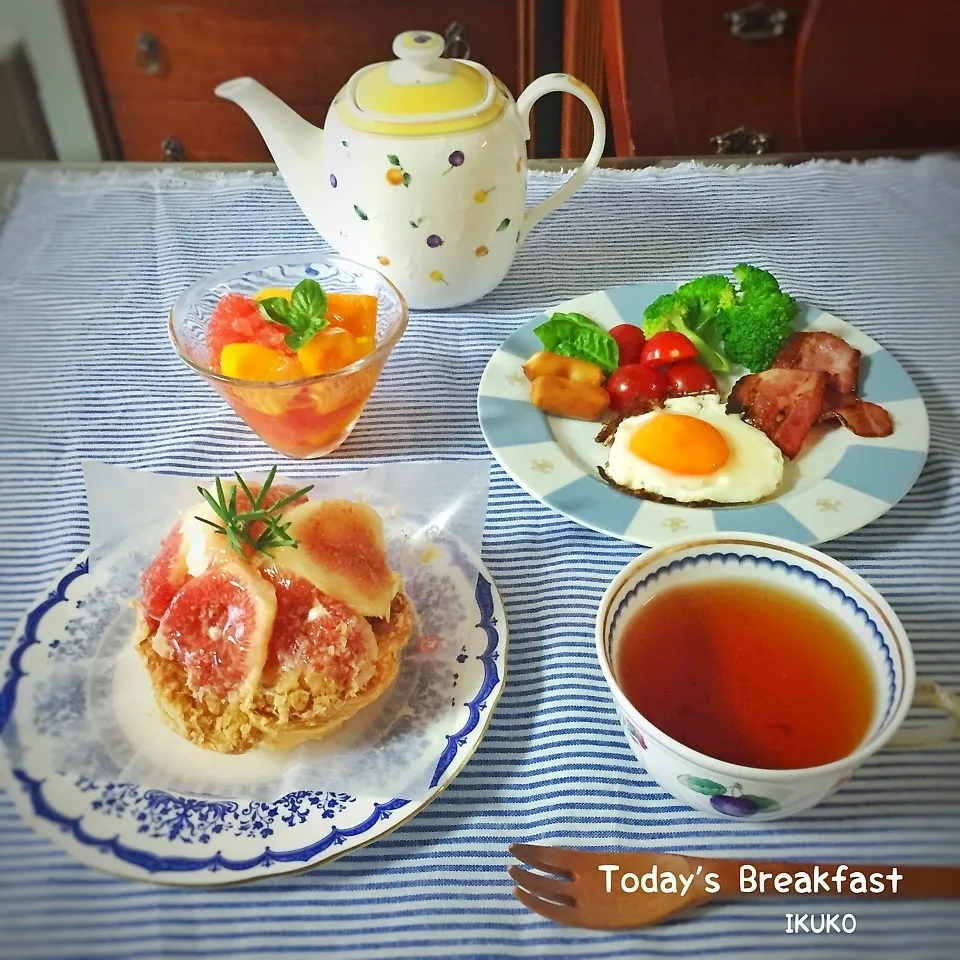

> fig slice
[260,566,377,693]
[140,522,189,626]
[268,500,399,619]
[153,560,277,701]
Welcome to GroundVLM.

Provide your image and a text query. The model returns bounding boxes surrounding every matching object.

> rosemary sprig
[194,466,314,558]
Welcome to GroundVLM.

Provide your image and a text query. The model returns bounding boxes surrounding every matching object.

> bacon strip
[727,369,829,459]
[772,331,860,395]
[819,395,894,438]
[769,330,893,440]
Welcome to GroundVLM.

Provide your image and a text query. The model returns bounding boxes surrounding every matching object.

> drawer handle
[135,31,162,73]
[711,127,773,154]
[443,21,471,59]
[161,137,186,162]
[725,3,789,41]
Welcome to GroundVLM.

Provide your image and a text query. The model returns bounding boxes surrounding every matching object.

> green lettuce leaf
[533,312,619,374]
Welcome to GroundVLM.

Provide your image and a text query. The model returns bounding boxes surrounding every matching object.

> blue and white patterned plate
[0,528,506,885]
[478,282,929,546]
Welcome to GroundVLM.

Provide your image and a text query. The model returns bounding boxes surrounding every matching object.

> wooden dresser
[65,0,960,162]
[597,0,960,157]
[65,0,544,162]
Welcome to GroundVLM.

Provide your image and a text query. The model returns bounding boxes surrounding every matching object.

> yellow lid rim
[344,58,497,125]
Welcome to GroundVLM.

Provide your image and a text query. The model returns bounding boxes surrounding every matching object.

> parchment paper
[35,460,492,803]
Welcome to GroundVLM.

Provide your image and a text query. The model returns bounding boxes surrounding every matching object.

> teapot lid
[338,31,506,135]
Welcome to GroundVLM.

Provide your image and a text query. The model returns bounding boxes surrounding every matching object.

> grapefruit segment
[207,292,293,365]
[260,567,377,692]
[140,523,188,625]
[225,383,299,416]
[269,500,399,618]
[153,561,277,701]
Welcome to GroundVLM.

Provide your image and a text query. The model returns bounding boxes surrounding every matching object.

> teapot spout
[215,77,328,240]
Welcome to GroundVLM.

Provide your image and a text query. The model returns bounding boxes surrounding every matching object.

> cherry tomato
[609,324,646,366]
[641,331,699,367]
[664,359,718,398]
[606,363,667,413]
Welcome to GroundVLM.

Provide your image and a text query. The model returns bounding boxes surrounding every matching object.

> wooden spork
[509,844,960,930]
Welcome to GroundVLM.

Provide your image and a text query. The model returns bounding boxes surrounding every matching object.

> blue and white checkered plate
[478,281,929,546]
[0,525,506,885]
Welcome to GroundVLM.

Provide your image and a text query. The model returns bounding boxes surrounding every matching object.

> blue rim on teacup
[594,533,918,820]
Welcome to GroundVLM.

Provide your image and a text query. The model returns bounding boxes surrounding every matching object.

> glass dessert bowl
[170,253,407,458]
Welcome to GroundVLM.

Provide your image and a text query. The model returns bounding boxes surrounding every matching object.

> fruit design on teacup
[474,187,496,204]
[678,775,781,817]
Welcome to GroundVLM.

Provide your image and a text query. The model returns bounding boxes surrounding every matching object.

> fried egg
[604,394,784,504]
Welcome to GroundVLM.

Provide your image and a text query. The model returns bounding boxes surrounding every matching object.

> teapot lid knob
[392,31,444,63]
[389,31,453,84]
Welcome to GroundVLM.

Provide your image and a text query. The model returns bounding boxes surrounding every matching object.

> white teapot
[216,30,605,309]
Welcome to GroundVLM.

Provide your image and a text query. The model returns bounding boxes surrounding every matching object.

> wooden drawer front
[664,0,809,155]
[616,0,808,156]
[80,0,524,106]
[110,100,328,162]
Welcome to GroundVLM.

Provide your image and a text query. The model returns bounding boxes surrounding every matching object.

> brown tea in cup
[615,579,876,769]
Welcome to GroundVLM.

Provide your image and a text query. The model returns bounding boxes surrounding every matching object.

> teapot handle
[516,73,606,242]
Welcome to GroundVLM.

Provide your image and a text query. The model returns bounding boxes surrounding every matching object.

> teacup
[595,533,960,821]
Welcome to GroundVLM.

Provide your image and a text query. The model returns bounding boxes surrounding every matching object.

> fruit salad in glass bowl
[169,254,407,458]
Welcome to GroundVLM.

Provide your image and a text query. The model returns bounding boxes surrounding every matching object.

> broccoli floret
[642,293,690,335]
[675,275,736,325]
[642,292,730,372]
[716,266,797,372]
[732,263,781,297]
[640,266,795,374]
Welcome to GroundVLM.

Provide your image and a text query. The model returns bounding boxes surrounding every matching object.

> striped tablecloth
[1,160,959,959]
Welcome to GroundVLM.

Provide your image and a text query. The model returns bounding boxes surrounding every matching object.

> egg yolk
[629,413,730,475]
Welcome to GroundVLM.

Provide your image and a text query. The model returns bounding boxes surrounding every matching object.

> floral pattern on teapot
[321,107,530,309]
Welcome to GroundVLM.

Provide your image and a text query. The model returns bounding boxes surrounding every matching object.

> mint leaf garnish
[291,278,327,319]
[283,317,328,351]
[257,278,329,349]
[258,296,296,326]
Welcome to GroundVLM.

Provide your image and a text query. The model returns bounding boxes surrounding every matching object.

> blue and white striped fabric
[1,160,959,959]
